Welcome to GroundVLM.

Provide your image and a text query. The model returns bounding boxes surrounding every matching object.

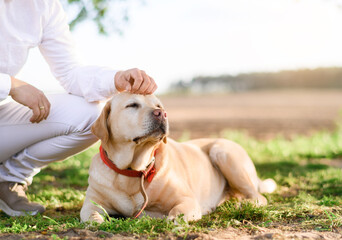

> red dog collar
[99,145,156,183]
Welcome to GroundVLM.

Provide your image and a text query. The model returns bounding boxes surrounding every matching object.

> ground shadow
[256,161,342,197]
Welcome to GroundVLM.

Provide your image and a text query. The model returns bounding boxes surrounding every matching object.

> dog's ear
[91,100,112,144]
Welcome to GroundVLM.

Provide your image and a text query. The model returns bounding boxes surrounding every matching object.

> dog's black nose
[152,109,167,121]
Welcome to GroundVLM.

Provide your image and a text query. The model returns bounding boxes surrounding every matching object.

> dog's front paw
[88,211,105,224]
[168,203,202,222]
[81,207,105,224]
[251,194,268,206]
[167,214,188,226]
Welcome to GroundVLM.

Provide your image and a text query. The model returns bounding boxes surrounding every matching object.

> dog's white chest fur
[86,155,145,217]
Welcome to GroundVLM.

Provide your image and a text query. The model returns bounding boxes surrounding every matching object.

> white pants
[0,93,102,185]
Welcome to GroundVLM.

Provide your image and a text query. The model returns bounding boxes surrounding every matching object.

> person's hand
[9,77,51,123]
[114,68,157,95]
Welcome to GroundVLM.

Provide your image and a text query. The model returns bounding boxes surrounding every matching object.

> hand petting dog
[115,68,157,95]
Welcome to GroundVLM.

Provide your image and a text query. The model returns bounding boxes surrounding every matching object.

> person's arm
[39,0,156,102]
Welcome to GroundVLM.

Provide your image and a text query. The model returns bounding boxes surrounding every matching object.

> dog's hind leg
[209,139,268,205]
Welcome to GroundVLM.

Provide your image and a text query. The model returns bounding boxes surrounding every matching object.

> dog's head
[91,93,168,169]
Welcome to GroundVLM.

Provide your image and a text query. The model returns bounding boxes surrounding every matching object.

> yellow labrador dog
[80,93,276,223]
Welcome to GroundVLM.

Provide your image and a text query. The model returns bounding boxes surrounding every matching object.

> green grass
[1,127,342,237]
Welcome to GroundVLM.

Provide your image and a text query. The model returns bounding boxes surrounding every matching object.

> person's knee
[47,94,103,133]
[74,100,102,132]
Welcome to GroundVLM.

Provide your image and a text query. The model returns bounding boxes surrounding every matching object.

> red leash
[99,145,157,218]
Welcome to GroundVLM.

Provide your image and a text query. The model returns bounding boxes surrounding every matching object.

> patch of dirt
[0,229,133,240]
[318,159,342,168]
[160,90,342,140]
[1,227,341,240]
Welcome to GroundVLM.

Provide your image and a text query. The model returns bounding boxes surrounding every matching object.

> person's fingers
[36,91,49,122]
[36,101,46,123]
[41,102,48,120]
[145,83,155,95]
[130,69,144,93]
[45,100,51,120]
[32,91,50,123]
[114,71,128,92]
[138,72,151,94]
[151,84,158,94]
[30,105,40,123]
[142,75,157,95]
[146,76,157,94]
[115,71,134,92]
[42,95,51,120]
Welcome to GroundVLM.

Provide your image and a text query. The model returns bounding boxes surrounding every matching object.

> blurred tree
[61,0,140,35]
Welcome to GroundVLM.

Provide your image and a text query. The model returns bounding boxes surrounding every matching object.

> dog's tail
[258,178,277,193]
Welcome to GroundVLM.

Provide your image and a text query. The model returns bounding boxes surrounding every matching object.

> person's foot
[0,182,45,216]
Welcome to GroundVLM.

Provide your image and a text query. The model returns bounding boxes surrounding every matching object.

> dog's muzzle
[151,108,168,135]
[132,109,168,144]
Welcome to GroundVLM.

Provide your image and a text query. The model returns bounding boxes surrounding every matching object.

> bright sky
[17,0,342,94]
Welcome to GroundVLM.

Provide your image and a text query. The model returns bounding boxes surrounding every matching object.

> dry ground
[1,225,341,240]
[160,90,342,140]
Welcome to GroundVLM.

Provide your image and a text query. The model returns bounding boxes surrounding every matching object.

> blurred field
[160,90,342,140]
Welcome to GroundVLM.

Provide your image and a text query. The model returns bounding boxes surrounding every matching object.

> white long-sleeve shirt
[0,0,117,102]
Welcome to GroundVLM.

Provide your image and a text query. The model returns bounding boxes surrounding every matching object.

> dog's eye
[126,103,140,108]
